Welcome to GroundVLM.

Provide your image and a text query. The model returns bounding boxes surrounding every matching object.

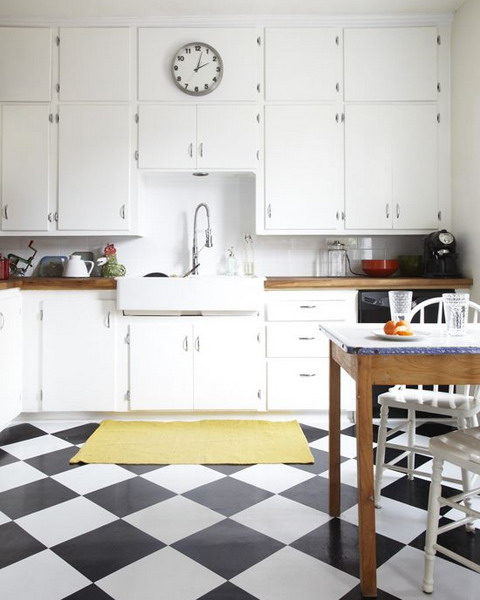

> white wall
[451,0,480,302]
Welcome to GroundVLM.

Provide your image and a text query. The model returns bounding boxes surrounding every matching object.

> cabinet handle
[198,142,203,158]
[183,336,189,351]
[299,373,316,377]
[105,311,111,328]
[336,82,340,92]
[47,212,53,222]
[300,305,316,309]
[54,212,59,222]
[385,203,390,219]
[0,312,4,330]
[257,83,261,94]
[396,203,400,219]
[298,336,315,340]
[120,204,126,219]
[188,143,193,157]
[267,203,272,218]
[195,336,200,352]
[3,205,8,220]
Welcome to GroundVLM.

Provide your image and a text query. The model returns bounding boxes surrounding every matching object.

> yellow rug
[70,419,314,465]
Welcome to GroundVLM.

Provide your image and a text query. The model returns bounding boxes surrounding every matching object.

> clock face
[172,42,223,96]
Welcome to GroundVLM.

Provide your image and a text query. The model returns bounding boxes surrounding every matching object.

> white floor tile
[141,464,225,494]
[0,461,46,493]
[231,546,358,600]
[0,510,10,525]
[2,435,73,460]
[16,496,118,547]
[378,545,480,600]
[31,420,96,434]
[231,495,331,544]
[230,463,315,494]
[124,496,225,545]
[0,549,89,600]
[96,547,224,600]
[52,464,136,495]
[310,434,358,458]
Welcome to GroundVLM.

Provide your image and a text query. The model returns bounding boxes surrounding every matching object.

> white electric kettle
[63,254,94,278]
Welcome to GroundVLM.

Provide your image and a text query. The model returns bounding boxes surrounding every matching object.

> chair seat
[429,426,480,473]
[379,387,476,411]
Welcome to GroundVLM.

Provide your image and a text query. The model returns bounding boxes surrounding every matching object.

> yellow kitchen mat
[70,419,314,464]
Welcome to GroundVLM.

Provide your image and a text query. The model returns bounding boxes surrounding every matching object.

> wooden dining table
[319,322,480,598]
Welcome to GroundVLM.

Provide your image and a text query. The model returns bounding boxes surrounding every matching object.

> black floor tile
[198,581,260,599]
[380,476,459,512]
[0,448,18,467]
[205,464,251,475]
[25,446,83,476]
[340,584,403,600]
[0,522,46,568]
[292,518,404,578]
[281,474,358,514]
[173,519,283,580]
[416,421,456,437]
[0,477,77,519]
[63,584,115,599]
[52,423,100,445]
[119,463,167,475]
[0,423,47,446]
[183,477,273,517]
[52,520,165,581]
[85,476,175,517]
[291,447,348,475]
[299,423,328,443]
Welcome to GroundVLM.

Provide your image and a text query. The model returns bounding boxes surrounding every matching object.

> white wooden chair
[423,426,480,593]
[374,297,480,504]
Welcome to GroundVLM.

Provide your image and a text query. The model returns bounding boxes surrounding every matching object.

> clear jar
[328,241,347,277]
[243,234,255,277]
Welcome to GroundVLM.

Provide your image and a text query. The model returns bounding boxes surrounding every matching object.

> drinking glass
[388,290,413,323]
[443,293,469,336]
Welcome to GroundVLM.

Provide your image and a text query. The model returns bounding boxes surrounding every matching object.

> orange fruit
[395,320,410,328]
[396,329,414,336]
[384,320,397,335]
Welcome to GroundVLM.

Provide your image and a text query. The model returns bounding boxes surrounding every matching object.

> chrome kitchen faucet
[191,202,213,275]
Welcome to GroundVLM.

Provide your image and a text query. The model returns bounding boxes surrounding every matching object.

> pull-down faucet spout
[192,203,212,275]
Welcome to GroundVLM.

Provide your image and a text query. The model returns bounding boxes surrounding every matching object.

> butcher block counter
[0,276,473,291]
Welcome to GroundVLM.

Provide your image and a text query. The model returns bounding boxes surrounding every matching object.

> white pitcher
[63,254,94,278]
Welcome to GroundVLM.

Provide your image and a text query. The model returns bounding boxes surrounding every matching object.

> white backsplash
[0,174,425,278]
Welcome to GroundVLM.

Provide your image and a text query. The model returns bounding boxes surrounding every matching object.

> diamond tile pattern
[0,419,477,600]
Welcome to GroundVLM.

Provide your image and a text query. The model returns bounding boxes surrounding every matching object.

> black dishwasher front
[358,288,455,417]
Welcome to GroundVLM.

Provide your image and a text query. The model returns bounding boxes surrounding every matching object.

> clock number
[174,65,178,71]
[195,86,199,92]
[213,77,217,82]
[204,84,209,90]
[185,48,191,54]
[216,67,220,72]
[184,83,189,89]
[177,56,184,61]
[195,45,201,51]
[213,55,217,61]
[177,76,182,81]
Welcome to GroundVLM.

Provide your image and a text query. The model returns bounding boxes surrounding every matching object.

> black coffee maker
[423,229,461,277]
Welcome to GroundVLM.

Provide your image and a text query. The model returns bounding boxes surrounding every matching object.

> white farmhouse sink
[116,276,265,315]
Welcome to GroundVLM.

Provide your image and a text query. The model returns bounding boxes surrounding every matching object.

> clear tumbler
[443,293,469,336]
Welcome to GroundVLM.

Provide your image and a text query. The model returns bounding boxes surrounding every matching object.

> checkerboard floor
[0,419,479,600]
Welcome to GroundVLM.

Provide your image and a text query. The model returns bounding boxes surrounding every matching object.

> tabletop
[319,323,480,355]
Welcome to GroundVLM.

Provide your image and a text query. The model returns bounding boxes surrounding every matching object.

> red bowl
[361,259,399,277]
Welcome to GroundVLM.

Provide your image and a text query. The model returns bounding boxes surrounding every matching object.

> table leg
[329,341,341,517]
[356,356,377,597]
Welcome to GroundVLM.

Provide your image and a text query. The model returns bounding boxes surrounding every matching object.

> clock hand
[194,51,203,73]
[196,61,210,71]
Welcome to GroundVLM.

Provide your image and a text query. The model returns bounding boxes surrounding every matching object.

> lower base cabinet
[128,317,264,411]
[0,290,22,429]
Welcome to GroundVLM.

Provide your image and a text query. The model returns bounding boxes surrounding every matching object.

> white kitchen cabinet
[344,104,439,230]
[265,291,356,411]
[57,104,131,230]
[138,28,259,102]
[41,299,117,411]
[0,291,22,430]
[265,28,341,101]
[0,27,52,101]
[127,317,264,411]
[344,27,438,101]
[58,27,131,101]
[263,105,343,231]
[1,104,52,231]
[138,104,258,170]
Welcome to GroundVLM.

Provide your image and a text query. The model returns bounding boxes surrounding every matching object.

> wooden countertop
[0,276,473,292]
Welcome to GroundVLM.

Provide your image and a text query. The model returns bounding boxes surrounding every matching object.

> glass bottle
[243,234,255,276]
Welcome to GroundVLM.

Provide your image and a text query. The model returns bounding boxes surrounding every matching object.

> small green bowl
[398,255,423,277]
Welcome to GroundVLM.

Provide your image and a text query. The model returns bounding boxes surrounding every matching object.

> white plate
[371,329,427,341]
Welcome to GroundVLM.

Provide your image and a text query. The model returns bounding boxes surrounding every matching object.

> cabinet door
[1,105,51,231]
[197,105,258,170]
[58,104,131,231]
[344,27,438,101]
[59,27,130,101]
[42,300,117,411]
[265,28,341,101]
[138,105,196,169]
[193,320,262,410]
[0,27,52,101]
[265,105,342,230]
[267,358,329,410]
[0,294,22,430]
[129,321,193,410]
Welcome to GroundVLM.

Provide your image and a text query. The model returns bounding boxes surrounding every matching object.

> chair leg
[407,408,415,480]
[423,456,444,594]
[375,402,389,506]
[460,467,475,533]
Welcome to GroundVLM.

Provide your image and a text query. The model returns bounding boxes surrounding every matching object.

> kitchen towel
[70,419,314,464]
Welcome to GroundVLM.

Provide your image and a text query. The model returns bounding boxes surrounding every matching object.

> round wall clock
[172,42,223,96]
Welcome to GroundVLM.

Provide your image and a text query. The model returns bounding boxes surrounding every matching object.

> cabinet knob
[47,212,53,222]
[183,336,189,351]
[0,312,4,330]
[385,203,390,219]
[188,143,193,158]
[298,337,315,341]
[2,205,8,220]
[120,205,126,220]
[300,305,316,309]
[198,142,204,158]
[267,203,272,219]
[299,373,316,377]
[396,203,400,219]
[195,336,200,351]
[105,311,111,328]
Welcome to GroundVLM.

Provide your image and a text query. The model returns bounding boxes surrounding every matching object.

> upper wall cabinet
[0,27,52,101]
[265,28,341,101]
[344,27,438,101]
[58,27,131,101]
[138,28,259,102]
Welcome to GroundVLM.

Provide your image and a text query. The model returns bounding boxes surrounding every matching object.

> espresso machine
[423,229,461,277]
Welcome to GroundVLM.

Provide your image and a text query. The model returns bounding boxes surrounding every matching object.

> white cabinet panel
[264,105,342,231]
[266,323,328,358]
[267,298,351,322]
[265,28,340,101]
[58,104,131,231]
[0,27,52,101]
[268,358,329,410]
[129,321,193,410]
[42,300,117,411]
[59,27,131,101]
[1,105,51,231]
[0,292,22,430]
[344,27,438,101]
[138,28,258,102]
